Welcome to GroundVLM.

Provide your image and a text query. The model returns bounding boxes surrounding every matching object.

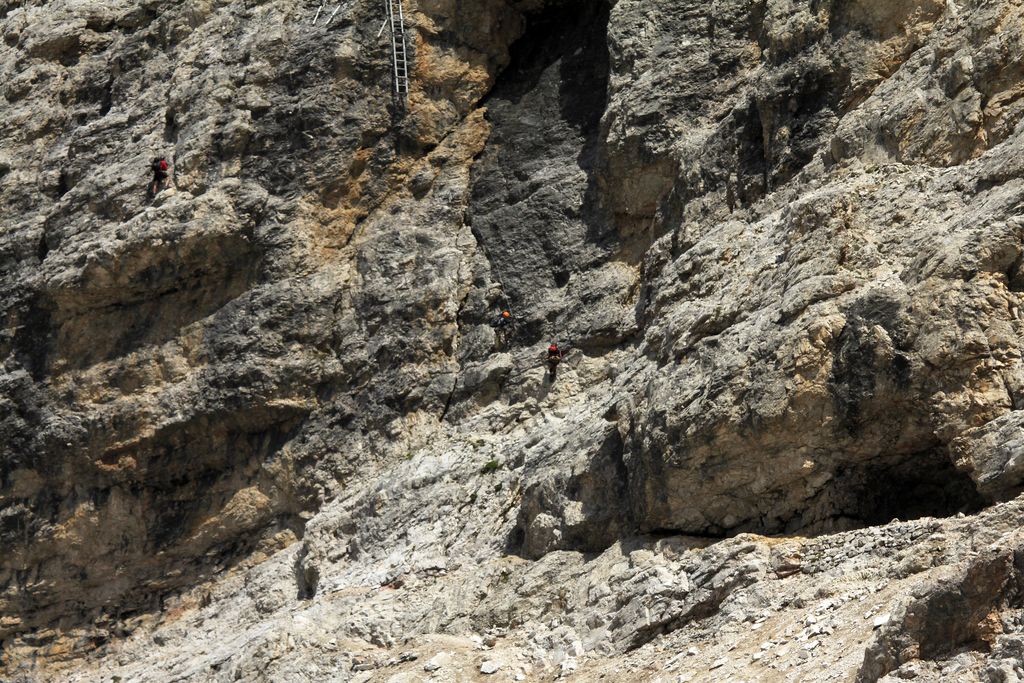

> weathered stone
[952,412,1024,501]
[3,0,1024,681]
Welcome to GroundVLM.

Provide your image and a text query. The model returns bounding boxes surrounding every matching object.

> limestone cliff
[1,0,1024,680]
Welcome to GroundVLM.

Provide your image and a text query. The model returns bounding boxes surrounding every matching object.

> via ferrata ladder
[385,0,410,103]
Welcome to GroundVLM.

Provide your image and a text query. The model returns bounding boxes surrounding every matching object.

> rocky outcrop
[0,0,512,661]
[611,0,1024,537]
[858,545,1024,682]
[953,411,1024,500]
[2,0,1024,680]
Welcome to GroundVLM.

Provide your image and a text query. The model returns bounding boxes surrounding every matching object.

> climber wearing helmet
[491,309,513,348]
[491,310,512,329]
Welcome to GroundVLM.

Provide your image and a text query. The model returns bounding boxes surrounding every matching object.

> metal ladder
[385,0,409,102]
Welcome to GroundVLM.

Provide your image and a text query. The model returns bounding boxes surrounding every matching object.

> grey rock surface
[1,0,1024,680]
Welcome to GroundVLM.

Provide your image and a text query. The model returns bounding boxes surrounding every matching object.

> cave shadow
[560,1,615,253]
[814,452,986,532]
[468,0,614,349]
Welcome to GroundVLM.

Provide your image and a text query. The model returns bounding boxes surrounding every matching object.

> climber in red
[148,156,170,198]
[546,342,563,380]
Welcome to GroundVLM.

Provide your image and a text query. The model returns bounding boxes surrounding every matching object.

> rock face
[1,0,1024,680]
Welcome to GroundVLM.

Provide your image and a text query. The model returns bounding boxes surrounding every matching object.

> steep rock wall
[1,0,1024,680]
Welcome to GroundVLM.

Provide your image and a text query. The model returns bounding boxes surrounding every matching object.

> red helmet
[549,343,558,352]
[502,310,510,318]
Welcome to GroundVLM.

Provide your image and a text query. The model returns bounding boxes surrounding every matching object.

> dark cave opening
[837,452,986,529]
[776,449,987,538]
[635,439,987,541]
